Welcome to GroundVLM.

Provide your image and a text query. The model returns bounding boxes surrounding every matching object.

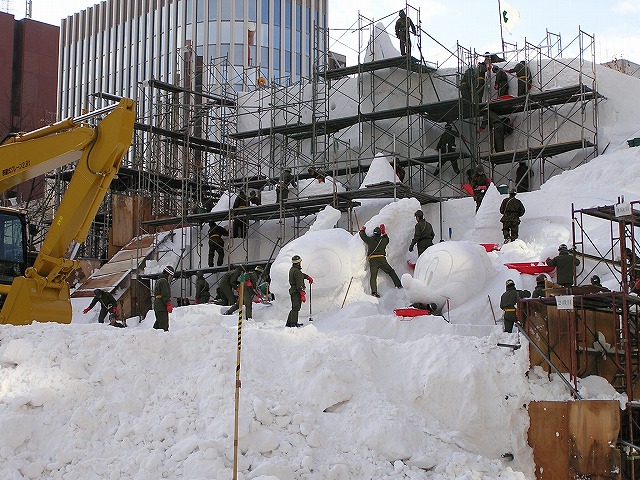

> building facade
[0,12,59,202]
[58,0,328,117]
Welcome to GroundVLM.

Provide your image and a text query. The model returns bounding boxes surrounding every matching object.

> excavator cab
[0,208,27,288]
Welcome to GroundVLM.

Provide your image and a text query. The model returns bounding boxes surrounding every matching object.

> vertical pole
[392,134,397,202]
[497,0,505,53]
[232,282,245,480]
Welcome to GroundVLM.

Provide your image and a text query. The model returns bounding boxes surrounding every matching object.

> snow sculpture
[270,229,361,311]
[359,153,399,187]
[401,241,495,308]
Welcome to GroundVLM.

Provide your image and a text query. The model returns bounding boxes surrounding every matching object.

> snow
[2,38,640,480]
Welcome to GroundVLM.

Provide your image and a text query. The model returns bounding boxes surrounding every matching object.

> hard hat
[476,164,484,173]
[415,210,424,217]
[591,275,601,284]
[164,265,175,276]
[509,189,516,195]
[505,279,515,287]
[492,65,499,73]
[445,122,453,129]
[237,264,246,272]
[373,227,382,236]
[399,10,405,16]
[536,274,546,282]
[292,255,302,263]
[284,167,292,172]
[558,244,568,252]
[255,266,265,273]
[196,270,203,276]
[94,288,102,296]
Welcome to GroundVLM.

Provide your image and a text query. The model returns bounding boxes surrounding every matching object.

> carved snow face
[402,241,494,308]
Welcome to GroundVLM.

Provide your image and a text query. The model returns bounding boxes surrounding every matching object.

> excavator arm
[0,98,135,325]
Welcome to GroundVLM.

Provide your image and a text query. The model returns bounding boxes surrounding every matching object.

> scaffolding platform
[142,183,437,229]
[481,139,595,165]
[140,260,269,279]
[134,121,235,156]
[319,55,436,80]
[232,84,601,142]
[410,151,470,165]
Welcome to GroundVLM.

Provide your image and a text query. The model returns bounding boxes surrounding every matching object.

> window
[197,0,204,22]
[234,20,244,35]
[208,0,217,21]
[285,0,291,28]
[235,0,243,20]
[221,0,231,21]
[274,0,281,26]
[261,0,269,24]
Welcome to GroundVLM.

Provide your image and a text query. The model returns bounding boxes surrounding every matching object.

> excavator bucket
[0,277,72,325]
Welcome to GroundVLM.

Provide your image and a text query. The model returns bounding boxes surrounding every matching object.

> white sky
[6,0,640,65]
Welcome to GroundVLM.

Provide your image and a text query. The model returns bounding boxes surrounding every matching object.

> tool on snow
[487,295,497,325]
[308,283,313,322]
[341,277,354,308]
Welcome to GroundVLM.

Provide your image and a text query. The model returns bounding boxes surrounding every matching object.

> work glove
[82,307,90,314]
[409,242,415,252]
[307,276,314,284]
[112,306,118,315]
[379,224,386,235]
[360,226,366,231]
[166,302,173,313]
[300,291,307,303]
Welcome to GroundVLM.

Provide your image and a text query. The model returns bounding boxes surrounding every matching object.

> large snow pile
[3,39,640,480]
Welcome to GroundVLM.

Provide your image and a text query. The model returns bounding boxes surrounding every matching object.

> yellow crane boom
[0,98,135,325]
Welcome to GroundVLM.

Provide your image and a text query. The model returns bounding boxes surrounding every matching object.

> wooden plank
[529,401,571,479]
[529,401,621,479]
[568,400,620,478]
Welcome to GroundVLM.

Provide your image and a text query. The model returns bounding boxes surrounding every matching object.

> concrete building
[58,0,328,117]
[0,11,59,202]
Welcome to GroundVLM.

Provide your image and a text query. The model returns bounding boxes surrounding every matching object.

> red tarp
[394,307,432,317]
[505,262,555,275]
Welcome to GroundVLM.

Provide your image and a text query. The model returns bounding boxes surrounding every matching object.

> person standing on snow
[359,224,402,298]
[546,244,580,288]
[218,265,245,306]
[286,255,313,327]
[83,288,117,324]
[224,266,259,320]
[499,189,525,243]
[500,279,530,333]
[194,271,211,304]
[153,265,175,331]
[409,210,434,256]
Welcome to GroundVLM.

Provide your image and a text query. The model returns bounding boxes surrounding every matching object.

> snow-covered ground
[2,32,640,480]
[0,142,636,480]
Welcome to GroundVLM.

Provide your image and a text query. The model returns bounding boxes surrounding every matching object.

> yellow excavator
[0,98,135,325]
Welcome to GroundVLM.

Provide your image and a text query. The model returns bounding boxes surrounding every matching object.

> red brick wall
[0,12,15,141]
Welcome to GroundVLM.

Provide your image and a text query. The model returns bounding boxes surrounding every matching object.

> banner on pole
[501,1,520,34]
